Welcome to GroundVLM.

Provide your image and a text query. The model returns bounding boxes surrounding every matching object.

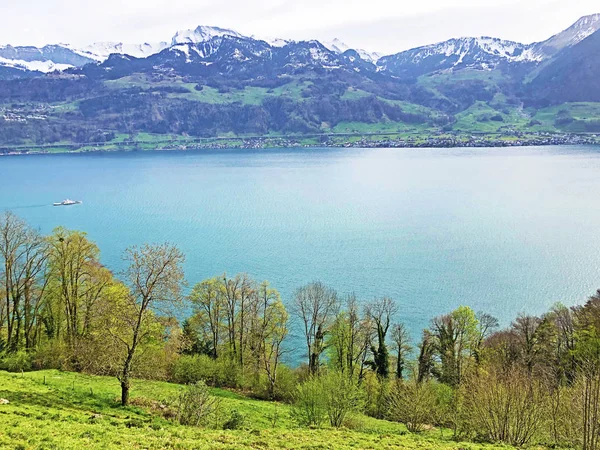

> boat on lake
[53,199,82,207]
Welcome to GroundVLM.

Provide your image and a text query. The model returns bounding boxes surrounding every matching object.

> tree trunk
[120,347,135,406]
[121,378,130,406]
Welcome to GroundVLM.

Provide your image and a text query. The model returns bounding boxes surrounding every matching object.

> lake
[2,146,600,347]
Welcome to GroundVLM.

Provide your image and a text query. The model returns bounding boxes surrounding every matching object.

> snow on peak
[323,38,350,54]
[392,36,543,65]
[571,13,600,33]
[252,35,290,47]
[323,38,381,63]
[171,26,243,46]
[65,41,169,62]
[547,13,600,48]
[0,56,73,73]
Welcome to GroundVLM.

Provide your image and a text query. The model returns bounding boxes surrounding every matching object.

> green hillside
[0,370,509,450]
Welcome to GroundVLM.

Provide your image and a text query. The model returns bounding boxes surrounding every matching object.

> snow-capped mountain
[0,44,94,74]
[378,14,600,78]
[323,38,381,63]
[0,56,72,73]
[531,13,600,58]
[171,25,243,46]
[377,36,539,77]
[1,14,599,79]
[64,41,170,62]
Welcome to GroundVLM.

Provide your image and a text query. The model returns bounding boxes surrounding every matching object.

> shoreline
[2,132,599,156]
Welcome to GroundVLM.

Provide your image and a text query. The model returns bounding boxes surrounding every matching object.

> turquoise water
[2,146,600,344]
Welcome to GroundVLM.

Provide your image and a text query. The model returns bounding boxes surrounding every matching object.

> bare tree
[328,294,371,379]
[391,323,411,380]
[256,281,288,399]
[222,273,241,360]
[512,314,543,374]
[472,311,499,365]
[293,281,339,375]
[238,273,255,367]
[189,277,225,359]
[417,330,435,383]
[118,243,185,406]
[0,212,48,352]
[48,227,108,351]
[366,297,398,378]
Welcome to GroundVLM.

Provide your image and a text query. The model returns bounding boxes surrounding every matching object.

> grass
[532,103,600,132]
[105,74,312,105]
[331,121,427,134]
[0,370,517,449]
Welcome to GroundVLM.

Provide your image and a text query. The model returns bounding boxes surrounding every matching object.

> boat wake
[0,204,51,210]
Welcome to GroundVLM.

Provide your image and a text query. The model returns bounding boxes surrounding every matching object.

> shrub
[170,355,240,388]
[223,409,245,430]
[173,381,221,427]
[0,351,32,372]
[292,376,327,427]
[251,365,298,402]
[388,379,442,433]
[31,341,69,370]
[363,372,390,419]
[460,367,549,446]
[272,365,298,402]
[292,372,363,428]
[321,371,364,427]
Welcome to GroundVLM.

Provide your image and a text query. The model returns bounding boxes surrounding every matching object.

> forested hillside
[3,211,600,449]
[1,16,600,153]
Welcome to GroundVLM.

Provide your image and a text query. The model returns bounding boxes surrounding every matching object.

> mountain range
[1,14,600,151]
[2,14,599,76]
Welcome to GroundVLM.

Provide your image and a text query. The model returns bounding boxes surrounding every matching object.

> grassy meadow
[0,369,515,450]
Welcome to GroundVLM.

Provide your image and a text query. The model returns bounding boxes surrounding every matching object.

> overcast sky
[1,0,598,54]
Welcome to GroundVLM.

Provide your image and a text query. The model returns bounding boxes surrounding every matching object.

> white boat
[53,199,82,207]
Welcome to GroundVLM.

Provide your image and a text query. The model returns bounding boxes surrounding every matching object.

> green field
[0,370,516,450]
[105,74,312,105]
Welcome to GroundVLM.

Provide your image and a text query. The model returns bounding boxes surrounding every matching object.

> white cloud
[0,0,598,55]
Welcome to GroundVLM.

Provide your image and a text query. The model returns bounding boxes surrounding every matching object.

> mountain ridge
[1,14,600,151]
[1,14,598,77]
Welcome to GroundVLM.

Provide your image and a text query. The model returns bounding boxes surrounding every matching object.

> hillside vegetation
[0,369,509,450]
[2,212,600,449]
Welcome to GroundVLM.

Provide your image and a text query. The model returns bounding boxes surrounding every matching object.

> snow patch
[0,56,72,73]
[323,38,381,63]
[171,26,243,46]
[65,41,169,62]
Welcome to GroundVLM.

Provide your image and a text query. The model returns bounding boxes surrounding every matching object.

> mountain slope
[1,14,600,149]
[377,37,540,78]
[531,13,600,59]
[64,42,169,62]
[0,26,384,75]
[526,29,600,105]
[377,13,600,79]
[0,44,94,74]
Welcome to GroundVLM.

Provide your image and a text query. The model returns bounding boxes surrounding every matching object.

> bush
[363,372,390,419]
[292,376,327,427]
[460,367,549,445]
[173,381,221,427]
[250,365,298,402]
[272,365,298,402]
[170,355,240,388]
[31,341,70,370]
[321,372,364,427]
[292,372,363,428]
[223,409,245,430]
[388,379,443,433]
[0,351,32,372]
